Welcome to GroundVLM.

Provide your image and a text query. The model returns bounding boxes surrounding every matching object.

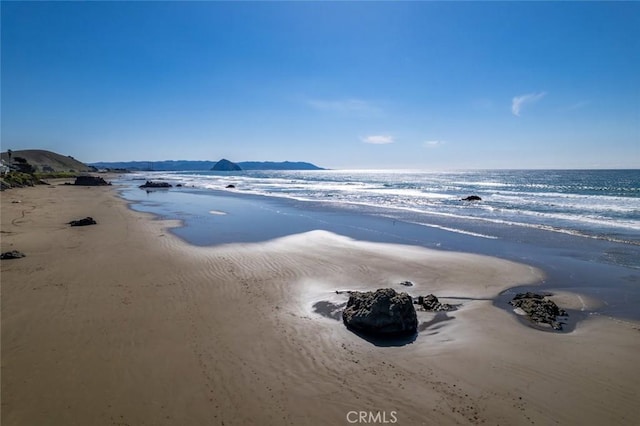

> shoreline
[126,169,640,249]
[2,183,640,425]
[119,179,640,324]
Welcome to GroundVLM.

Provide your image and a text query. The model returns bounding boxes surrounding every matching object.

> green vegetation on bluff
[1,149,93,190]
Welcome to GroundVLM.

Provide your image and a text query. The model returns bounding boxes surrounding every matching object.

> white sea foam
[135,169,640,244]
[408,222,499,239]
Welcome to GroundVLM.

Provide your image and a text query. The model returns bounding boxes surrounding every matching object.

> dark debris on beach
[1,250,26,260]
[68,217,97,227]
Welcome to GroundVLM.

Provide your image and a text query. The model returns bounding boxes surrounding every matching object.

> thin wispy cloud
[511,92,547,116]
[564,100,590,111]
[307,98,381,117]
[361,135,394,145]
[424,140,445,148]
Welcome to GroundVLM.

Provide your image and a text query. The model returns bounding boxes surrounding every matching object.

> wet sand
[2,183,639,425]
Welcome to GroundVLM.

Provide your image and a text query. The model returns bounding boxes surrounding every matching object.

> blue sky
[2,1,638,169]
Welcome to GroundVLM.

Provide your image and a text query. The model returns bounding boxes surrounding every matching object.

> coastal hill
[90,160,324,171]
[0,149,94,173]
[211,159,242,171]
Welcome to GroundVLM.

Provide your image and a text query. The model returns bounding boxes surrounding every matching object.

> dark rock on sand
[139,181,172,188]
[343,288,417,337]
[74,175,111,186]
[68,217,97,226]
[510,292,568,330]
[462,195,482,201]
[513,291,545,300]
[1,250,26,260]
[399,280,413,287]
[415,294,456,312]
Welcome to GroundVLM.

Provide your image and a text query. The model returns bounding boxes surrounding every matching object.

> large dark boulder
[74,175,111,186]
[211,159,242,171]
[510,292,568,330]
[139,181,172,188]
[342,288,417,337]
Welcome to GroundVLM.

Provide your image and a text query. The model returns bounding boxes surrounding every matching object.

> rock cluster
[139,181,172,188]
[415,294,456,312]
[74,175,111,186]
[461,195,482,201]
[1,250,26,260]
[510,292,568,330]
[342,288,417,337]
[68,217,97,226]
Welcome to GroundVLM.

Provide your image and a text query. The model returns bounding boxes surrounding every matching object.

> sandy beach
[2,183,639,425]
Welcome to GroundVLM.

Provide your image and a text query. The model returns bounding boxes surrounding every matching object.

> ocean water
[118,169,640,323]
[129,169,640,247]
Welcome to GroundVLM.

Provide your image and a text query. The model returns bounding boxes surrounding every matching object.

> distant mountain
[211,159,241,171]
[89,160,216,171]
[90,160,324,171]
[0,149,94,173]
[238,161,322,170]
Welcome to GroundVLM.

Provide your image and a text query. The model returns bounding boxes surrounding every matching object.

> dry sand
[2,183,639,425]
